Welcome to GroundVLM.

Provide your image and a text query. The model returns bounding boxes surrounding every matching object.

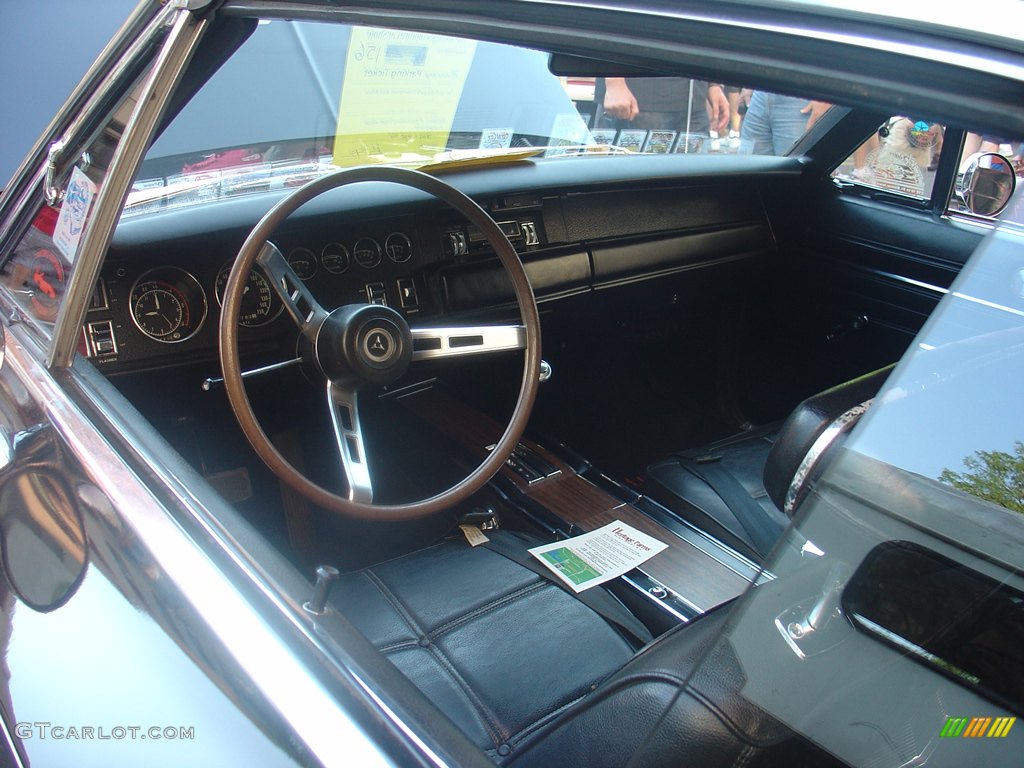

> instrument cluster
[83,229,421,366]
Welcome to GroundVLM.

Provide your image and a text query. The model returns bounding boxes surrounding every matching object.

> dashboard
[82,154,798,376]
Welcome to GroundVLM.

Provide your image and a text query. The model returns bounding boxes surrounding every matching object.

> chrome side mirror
[957,151,1017,217]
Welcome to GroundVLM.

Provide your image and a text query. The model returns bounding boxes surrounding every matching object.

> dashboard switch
[397,278,419,310]
[86,320,118,357]
[365,282,387,306]
[521,221,539,246]
[446,230,469,257]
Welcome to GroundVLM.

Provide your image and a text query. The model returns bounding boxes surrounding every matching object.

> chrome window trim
[0,3,172,258]
[216,0,1024,85]
[2,323,395,767]
[522,1,1024,82]
[49,9,206,368]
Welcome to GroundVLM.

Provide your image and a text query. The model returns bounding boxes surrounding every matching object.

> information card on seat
[528,521,667,593]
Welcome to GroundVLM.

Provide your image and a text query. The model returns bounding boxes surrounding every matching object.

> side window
[832,116,944,200]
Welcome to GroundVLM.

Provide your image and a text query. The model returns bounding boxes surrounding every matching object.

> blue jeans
[739,92,809,155]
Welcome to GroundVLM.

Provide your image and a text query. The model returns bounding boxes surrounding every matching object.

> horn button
[315,305,413,386]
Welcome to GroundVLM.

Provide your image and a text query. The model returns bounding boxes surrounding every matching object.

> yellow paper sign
[333,28,477,167]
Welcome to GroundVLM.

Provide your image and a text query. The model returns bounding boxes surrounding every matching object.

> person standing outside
[739,90,830,155]
[598,77,729,140]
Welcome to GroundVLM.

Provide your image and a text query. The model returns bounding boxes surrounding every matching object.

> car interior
[5,5,1021,766]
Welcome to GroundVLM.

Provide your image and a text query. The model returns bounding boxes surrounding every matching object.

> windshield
[130,19,829,214]
[685,190,1024,766]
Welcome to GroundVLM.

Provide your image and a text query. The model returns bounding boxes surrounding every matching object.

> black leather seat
[335,532,638,761]
[644,365,893,563]
[335,531,835,767]
[331,370,895,765]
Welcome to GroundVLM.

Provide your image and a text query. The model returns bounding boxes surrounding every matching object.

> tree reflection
[940,441,1024,513]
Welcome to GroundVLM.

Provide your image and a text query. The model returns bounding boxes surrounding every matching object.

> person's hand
[801,100,831,129]
[603,78,639,120]
[707,84,730,133]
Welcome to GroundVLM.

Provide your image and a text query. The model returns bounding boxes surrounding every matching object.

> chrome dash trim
[784,400,873,515]
[411,325,526,361]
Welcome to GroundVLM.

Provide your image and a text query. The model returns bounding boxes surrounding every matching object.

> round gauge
[129,267,206,343]
[215,265,282,327]
[287,248,318,280]
[353,237,382,269]
[321,242,350,274]
[28,248,66,322]
[385,232,413,264]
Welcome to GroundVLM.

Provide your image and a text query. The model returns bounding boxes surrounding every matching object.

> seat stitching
[505,669,685,747]
[732,745,757,768]
[427,581,547,638]
[363,568,506,749]
[505,671,689,753]
[378,639,420,653]
[361,570,422,635]
[349,541,452,574]
[422,640,508,748]
[375,581,546,646]
[505,691,590,746]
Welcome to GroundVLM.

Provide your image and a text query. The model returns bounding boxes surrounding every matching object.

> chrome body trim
[49,8,203,368]
[0,713,26,768]
[348,671,450,768]
[3,322,393,767]
[784,400,873,515]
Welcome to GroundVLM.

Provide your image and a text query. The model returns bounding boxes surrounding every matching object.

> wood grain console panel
[402,387,751,611]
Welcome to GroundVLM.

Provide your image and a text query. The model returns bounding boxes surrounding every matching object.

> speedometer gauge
[129,267,207,343]
[215,264,282,327]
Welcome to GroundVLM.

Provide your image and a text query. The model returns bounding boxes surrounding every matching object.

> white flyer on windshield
[53,166,97,263]
[529,521,667,593]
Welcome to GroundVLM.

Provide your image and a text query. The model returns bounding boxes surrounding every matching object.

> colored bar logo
[941,716,1016,738]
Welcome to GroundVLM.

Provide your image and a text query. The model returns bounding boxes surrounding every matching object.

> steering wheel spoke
[220,165,540,519]
[411,325,526,361]
[256,241,329,341]
[327,381,373,504]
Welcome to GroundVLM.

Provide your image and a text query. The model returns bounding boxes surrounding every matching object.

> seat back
[763,364,894,515]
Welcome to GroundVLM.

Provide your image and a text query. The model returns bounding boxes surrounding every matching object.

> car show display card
[53,166,97,263]
[529,521,668,593]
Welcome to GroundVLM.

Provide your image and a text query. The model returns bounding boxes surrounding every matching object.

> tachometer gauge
[215,264,282,327]
[129,267,206,343]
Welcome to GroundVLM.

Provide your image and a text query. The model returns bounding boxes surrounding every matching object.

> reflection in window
[940,441,1024,514]
[833,116,944,199]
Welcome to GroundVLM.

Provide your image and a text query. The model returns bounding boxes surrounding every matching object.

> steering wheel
[219,166,541,520]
